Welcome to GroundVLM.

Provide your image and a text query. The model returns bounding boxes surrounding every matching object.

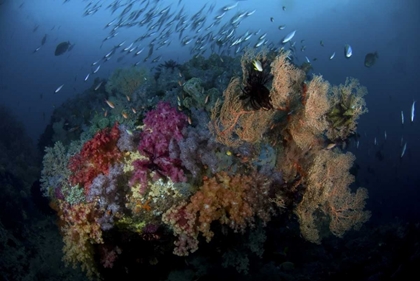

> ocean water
[0,0,419,280]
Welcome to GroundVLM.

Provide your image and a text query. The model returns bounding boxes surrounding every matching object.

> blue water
[0,0,419,278]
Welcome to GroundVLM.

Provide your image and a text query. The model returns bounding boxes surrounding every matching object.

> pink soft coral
[130,102,187,193]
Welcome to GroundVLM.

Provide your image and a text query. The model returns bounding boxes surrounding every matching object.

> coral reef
[39,51,370,280]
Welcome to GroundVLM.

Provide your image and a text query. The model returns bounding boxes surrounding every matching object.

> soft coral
[130,102,187,193]
[68,122,122,193]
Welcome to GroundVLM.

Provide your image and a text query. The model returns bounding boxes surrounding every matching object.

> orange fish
[126,95,130,102]
[122,112,128,119]
[131,107,137,114]
[105,99,115,109]
[104,110,108,117]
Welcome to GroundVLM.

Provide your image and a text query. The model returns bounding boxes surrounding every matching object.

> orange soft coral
[163,171,275,256]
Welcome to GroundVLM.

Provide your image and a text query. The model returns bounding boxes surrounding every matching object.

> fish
[122,112,128,119]
[246,10,256,16]
[326,143,336,150]
[93,65,101,73]
[411,100,416,122]
[105,99,115,109]
[329,52,336,60]
[41,34,47,45]
[94,81,103,91]
[222,2,238,11]
[401,110,404,125]
[84,73,90,81]
[364,52,378,67]
[282,30,296,44]
[135,47,144,56]
[255,39,265,48]
[270,17,274,22]
[54,41,71,56]
[278,25,286,30]
[320,40,324,47]
[55,84,64,93]
[253,60,263,71]
[400,142,407,158]
[344,44,352,58]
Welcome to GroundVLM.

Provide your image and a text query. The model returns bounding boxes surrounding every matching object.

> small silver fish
[401,142,407,158]
[411,100,416,122]
[55,84,64,93]
[329,52,336,60]
[94,82,102,91]
[93,65,101,74]
[344,44,352,58]
[282,30,296,44]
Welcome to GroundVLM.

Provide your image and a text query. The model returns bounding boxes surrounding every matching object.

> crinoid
[154,59,181,81]
[240,60,273,110]
[160,59,180,72]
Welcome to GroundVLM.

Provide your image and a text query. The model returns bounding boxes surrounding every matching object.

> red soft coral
[69,122,122,193]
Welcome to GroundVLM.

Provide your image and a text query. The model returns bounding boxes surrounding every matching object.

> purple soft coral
[131,102,187,194]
